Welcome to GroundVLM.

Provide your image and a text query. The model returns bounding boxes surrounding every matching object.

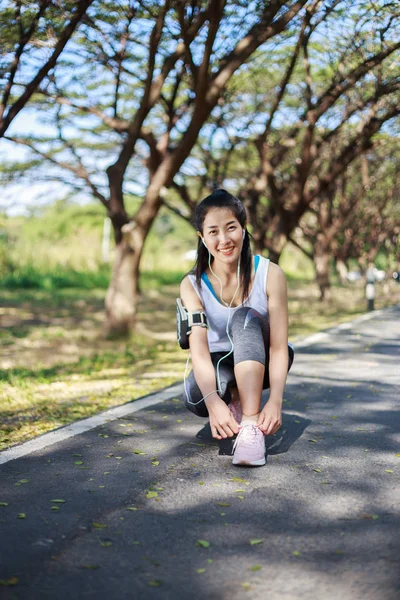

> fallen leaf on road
[0,577,18,586]
[196,568,206,574]
[146,491,158,498]
[250,565,262,571]
[196,540,210,548]
[249,539,263,546]
[229,477,249,485]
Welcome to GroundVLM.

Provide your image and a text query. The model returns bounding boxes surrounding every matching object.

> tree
[171,0,400,267]
[0,0,95,138]
[2,0,310,335]
[289,141,400,297]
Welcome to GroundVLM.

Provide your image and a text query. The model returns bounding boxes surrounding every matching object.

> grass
[1,276,399,451]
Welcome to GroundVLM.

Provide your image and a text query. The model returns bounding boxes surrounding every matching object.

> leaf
[0,577,19,586]
[217,502,231,507]
[148,580,163,587]
[51,499,65,503]
[177,419,183,423]
[309,439,319,444]
[146,491,158,498]
[294,419,301,424]
[92,522,107,529]
[16,479,29,484]
[229,477,249,485]
[126,507,138,511]
[196,568,206,574]
[312,468,322,473]
[74,461,83,465]
[385,469,393,474]
[207,559,213,564]
[199,481,205,485]
[132,449,147,455]
[99,540,112,547]
[249,539,264,546]
[237,495,245,500]
[292,551,301,556]
[250,565,262,571]
[0,502,9,507]
[395,453,400,457]
[51,506,60,511]
[17,513,26,519]
[241,582,251,590]
[196,540,210,548]
[152,461,160,466]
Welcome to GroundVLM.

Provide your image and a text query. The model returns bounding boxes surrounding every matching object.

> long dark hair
[192,188,252,302]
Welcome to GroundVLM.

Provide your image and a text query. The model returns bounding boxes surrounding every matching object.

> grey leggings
[184,306,294,417]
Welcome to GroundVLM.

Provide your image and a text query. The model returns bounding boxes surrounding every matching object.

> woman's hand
[206,396,241,440]
[257,399,282,435]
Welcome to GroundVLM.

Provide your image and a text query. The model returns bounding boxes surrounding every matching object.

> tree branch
[0,0,95,137]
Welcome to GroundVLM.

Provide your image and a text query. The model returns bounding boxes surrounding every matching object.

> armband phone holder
[176,298,208,349]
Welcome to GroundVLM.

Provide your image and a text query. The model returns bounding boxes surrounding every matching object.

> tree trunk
[267,230,288,264]
[104,190,162,336]
[314,241,331,301]
[336,259,348,284]
[104,239,139,338]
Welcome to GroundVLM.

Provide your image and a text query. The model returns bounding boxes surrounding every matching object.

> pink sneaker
[232,423,266,466]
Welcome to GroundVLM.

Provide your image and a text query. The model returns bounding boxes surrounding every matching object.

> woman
[179,189,294,466]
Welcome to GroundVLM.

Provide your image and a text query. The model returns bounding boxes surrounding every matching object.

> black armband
[176,298,208,350]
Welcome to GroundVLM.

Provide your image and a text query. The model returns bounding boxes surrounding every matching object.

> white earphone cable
[184,230,244,406]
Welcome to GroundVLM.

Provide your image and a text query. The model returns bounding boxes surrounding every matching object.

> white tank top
[188,255,270,352]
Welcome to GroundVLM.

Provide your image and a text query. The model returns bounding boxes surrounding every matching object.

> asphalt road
[0,305,399,600]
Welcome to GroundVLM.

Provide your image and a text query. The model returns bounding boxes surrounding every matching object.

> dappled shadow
[195,413,311,457]
[1,305,399,598]
[1,366,399,599]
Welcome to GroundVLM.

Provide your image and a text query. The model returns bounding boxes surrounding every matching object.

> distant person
[178,189,294,467]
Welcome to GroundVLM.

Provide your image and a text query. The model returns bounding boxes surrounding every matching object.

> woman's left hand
[257,400,282,435]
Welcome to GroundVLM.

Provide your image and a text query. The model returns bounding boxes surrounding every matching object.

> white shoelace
[232,423,259,452]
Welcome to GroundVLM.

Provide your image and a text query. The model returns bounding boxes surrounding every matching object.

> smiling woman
[179,189,294,467]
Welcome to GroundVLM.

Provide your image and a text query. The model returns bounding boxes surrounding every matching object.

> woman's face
[199,207,244,263]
